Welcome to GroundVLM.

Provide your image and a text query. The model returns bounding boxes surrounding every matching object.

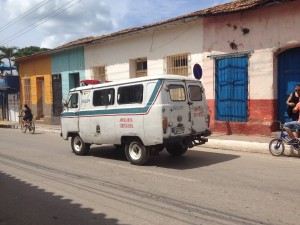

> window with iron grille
[23,78,31,107]
[92,66,106,81]
[164,53,190,76]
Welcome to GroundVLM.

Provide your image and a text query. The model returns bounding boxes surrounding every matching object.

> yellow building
[17,53,53,124]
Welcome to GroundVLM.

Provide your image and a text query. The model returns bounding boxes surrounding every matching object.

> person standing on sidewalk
[286,84,300,121]
[283,101,300,144]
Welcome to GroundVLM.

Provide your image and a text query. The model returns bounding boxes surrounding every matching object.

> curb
[199,139,269,154]
[197,138,300,157]
[0,124,18,129]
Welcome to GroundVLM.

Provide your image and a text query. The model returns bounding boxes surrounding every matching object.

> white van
[61,75,211,165]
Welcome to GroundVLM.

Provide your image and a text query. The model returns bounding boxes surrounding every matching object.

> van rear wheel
[71,135,91,156]
[125,139,149,165]
[166,143,188,156]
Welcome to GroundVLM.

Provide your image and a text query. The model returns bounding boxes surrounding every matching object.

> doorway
[278,47,300,123]
[69,72,80,90]
[36,77,44,120]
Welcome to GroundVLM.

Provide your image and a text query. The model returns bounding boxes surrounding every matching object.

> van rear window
[169,85,186,101]
[189,85,202,101]
[118,84,143,104]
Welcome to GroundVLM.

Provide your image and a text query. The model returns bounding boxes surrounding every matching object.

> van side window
[68,93,78,108]
[93,89,115,106]
[169,85,186,101]
[118,84,143,104]
[189,85,202,101]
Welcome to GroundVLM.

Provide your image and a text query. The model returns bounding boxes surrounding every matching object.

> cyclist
[21,104,33,126]
[283,101,300,144]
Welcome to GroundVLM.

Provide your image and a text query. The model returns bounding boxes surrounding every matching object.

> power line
[0,0,52,33]
[0,0,82,45]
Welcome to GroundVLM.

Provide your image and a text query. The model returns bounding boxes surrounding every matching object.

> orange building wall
[19,55,52,105]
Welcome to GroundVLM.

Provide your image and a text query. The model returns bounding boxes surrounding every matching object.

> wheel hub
[129,143,142,160]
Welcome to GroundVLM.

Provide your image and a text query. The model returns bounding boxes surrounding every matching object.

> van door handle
[73,112,78,115]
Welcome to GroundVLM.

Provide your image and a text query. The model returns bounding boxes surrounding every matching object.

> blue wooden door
[215,56,248,122]
[278,47,300,123]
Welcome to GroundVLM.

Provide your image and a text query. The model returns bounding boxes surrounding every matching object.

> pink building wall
[202,1,300,135]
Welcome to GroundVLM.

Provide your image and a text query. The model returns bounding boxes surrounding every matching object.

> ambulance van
[61,75,211,165]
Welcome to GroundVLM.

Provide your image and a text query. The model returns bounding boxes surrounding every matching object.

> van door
[61,92,80,135]
[187,82,208,133]
[90,88,116,144]
[165,81,192,136]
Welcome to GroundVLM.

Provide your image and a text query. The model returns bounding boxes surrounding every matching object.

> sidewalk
[1,120,299,157]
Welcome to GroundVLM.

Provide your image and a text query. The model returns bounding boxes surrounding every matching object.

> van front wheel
[125,140,149,165]
[71,135,90,156]
[166,143,188,156]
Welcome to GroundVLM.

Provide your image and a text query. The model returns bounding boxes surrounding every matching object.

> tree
[15,46,49,57]
[0,46,19,75]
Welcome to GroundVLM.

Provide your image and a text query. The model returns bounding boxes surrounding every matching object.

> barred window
[165,53,190,76]
[23,78,31,106]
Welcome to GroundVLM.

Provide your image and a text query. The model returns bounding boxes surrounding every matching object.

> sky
[0,0,232,49]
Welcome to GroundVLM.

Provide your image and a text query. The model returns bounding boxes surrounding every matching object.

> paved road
[0,128,299,225]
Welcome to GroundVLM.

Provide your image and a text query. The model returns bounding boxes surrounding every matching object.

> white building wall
[84,20,204,81]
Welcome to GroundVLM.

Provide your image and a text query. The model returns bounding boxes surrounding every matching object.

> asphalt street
[0,128,300,225]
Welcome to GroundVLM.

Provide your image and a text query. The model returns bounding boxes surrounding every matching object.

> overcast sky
[0,0,231,49]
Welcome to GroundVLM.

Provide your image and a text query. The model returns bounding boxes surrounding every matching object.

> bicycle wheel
[21,123,27,133]
[29,121,35,134]
[269,138,284,156]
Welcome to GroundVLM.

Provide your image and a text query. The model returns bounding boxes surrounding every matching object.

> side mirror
[62,99,68,107]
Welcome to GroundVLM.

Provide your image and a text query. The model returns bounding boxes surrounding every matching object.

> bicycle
[19,116,35,134]
[269,121,300,156]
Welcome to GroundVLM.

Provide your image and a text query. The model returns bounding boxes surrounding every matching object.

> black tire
[166,143,188,156]
[114,144,124,149]
[29,121,35,134]
[125,139,149,165]
[269,138,284,156]
[21,123,27,133]
[155,144,165,152]
[71,135,91,156]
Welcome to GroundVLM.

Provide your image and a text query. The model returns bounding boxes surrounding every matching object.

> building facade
[51,47,85,124]
[15,0,300,135]
[18,54,52,124]
[202,0,300,134]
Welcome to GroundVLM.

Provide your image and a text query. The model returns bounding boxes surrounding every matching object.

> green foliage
[15,46,49,58]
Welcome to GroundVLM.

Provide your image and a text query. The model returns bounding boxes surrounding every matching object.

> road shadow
[0,172,129,225]
[147,150,240,169]
[90,145,128,162]
[89,145,239,170]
